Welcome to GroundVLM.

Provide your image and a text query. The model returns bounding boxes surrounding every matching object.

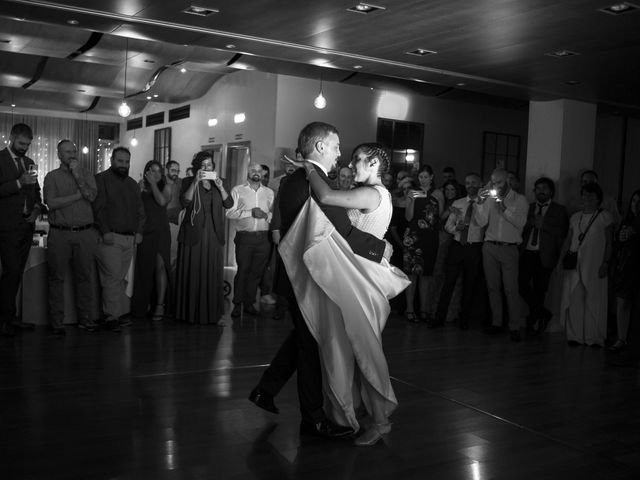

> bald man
[226,163,275,317]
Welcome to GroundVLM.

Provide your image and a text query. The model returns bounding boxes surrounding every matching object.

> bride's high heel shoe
[354,422,392,446]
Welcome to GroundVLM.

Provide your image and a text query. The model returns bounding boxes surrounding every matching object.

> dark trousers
[435,242,486,324]
[259,243,276,296]
[518,250,553,322]
[233,231,271,306]
[256,298,324,424]
[46,228,98,326]
[0,221,34,324]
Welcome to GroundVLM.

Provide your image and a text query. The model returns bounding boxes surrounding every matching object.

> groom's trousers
[256,299,326,424]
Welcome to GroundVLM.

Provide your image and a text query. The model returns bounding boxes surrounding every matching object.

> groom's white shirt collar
[305,158,328,176]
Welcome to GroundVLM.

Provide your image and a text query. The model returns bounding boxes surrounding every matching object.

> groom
[249,122,388,437]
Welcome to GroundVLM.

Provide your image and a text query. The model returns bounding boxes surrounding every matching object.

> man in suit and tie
[249,122,389,438]
[519,177,569,334]
[0,123,43,337]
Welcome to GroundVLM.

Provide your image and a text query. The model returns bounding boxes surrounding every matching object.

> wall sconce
[118,38,131,118]
[313,76,327,109]
[130,131,138,147]
[208,118,218,127]
[234,113,246,123]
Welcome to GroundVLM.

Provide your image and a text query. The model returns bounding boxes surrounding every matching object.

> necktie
[459,199,475,245]
[531,203,545,246]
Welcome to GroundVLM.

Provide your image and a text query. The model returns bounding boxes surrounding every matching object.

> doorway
[224,141,251,267]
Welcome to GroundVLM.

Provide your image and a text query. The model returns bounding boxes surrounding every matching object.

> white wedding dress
[279,185,410,430]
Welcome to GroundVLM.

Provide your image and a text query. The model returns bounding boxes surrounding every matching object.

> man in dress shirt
[476,168,529,341]
[226,163,275,317]
[44,140,99,334]
[433,173,487,329]
[519,177,569,334]
[0,123,42,337]
[93,147,145,331]
[165,160,182,272]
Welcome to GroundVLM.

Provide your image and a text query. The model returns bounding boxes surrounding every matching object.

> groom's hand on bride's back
[383,240,393,261]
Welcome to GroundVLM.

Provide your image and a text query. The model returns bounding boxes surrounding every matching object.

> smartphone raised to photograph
[28,164,38,174]
[201,171,217,180]
[410,189,428,198]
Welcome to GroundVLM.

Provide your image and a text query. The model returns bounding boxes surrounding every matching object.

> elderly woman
[175,151,233,325]
[560,183,613,347]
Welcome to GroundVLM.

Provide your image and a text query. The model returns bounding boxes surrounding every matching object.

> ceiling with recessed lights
[0,0,639,117]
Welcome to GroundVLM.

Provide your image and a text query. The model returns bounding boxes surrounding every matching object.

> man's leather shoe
[244,304,259,316]
[300,419,355,438]
[248,388,279,414]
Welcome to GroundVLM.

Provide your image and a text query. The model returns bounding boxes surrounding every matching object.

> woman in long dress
[175,152,233,325]
[403,165,444,323]
[131,160,171,320]
[283,144,410,446]
[560,183,613,347]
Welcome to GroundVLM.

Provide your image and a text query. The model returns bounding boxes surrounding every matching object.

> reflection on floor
[1,305,639,479]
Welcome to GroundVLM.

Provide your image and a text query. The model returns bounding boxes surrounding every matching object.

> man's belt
[454,240,483,246]
[236,230,269,236]
[486,240,518,246]
[50,224,94,232]
[112,230,135,236]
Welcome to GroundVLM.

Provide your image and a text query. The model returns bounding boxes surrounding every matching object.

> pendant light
[130,130,138,147]
[118,38,131,118]
[81,111,89,154]
[313,75,327,109]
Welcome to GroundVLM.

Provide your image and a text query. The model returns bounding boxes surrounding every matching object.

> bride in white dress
[279,143,410,446]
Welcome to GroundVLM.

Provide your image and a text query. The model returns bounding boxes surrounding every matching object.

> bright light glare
[314,93,327,109]
[376,91,409,120]
[234,113,245,123]
[208,118,218,127]
[117,100,131,118]
[130,137,138,147]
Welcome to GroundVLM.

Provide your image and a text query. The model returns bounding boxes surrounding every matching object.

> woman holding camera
[175,151,233,325]
[403,165,444,323]
[559,183,613,347]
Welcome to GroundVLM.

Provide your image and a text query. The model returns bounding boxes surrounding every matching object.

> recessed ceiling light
[599,2,639,15]
[182,5,219,17]
[67,19,79,25]
[144,59,155,63]
[545,49,580,58]
[77,89,86,92]
[564,80,583,86]
[153,94,159,98]
[11,103,15,107]
[226,44,236,49]
[456,82,466,87]
[406,48,437,56]
[180,67,187,73]
[354,65,363,69]
[347,3,386,14]
[146,95,152,100]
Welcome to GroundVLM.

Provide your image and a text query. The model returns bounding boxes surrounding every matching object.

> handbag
[562,209,601,270]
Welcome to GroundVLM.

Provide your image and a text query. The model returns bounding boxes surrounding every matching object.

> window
[481,132,521,180]
[154,127,171,166]
[376,118,424,171]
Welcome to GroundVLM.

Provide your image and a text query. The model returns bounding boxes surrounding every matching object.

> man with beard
[519,177,568,334]
[269,149,301,192]
[93,147,145,331]
[477,168,529,341]
[44,140,99,334]
[226,163,274,317]
[433,173,488,329]
[165,160,182,272]
[0,123,42,337]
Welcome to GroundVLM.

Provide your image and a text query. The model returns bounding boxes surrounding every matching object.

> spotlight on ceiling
[599,2,639,14]
[347,3,386,14]
[406,48,437,56]
[182,5,219,16]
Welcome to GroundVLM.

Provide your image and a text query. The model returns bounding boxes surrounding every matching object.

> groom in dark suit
[0,123,43,337]
[249,122,388,437]
[519,177,569,333]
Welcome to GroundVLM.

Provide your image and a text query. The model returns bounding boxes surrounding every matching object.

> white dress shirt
[445,196,485,243]
[476,189,529,243]
[226,182,274,232]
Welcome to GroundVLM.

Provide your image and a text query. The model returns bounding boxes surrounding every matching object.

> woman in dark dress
[403,165,444,322]
[175,151,233,325]
[131,160,171,320]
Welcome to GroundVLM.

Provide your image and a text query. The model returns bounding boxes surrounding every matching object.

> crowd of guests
[1,121,639,359]
[384,164,638,350]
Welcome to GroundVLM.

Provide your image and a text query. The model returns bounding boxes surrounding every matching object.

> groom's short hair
[298,122,339,158]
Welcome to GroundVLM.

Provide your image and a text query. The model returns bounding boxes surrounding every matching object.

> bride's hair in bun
[351,143,390,177]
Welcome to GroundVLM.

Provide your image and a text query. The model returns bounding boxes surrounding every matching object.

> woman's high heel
[151,304,165,321]
[354,422,392,446]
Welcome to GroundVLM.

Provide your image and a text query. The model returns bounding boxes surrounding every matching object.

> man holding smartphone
[0,123,43,337]
[226,163,274,317]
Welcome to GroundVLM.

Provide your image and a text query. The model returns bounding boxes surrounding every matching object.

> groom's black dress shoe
[249,388,279,414]
[299,419,355,438]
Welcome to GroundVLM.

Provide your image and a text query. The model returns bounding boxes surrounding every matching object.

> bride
[279,143,410,446]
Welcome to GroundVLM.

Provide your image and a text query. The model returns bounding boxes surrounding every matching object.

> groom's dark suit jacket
[521,201,569,269]
[273,165,386,298]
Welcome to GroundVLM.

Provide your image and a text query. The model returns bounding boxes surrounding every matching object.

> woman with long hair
[131,160,171,320]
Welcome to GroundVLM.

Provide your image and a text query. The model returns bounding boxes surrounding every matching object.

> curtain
[1,113,103,185]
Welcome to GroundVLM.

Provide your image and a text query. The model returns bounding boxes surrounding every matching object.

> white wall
[274,75,529,180]
[122,70,278,181]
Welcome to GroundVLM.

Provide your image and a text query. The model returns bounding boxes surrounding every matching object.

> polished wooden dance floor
[2,304,640,480]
